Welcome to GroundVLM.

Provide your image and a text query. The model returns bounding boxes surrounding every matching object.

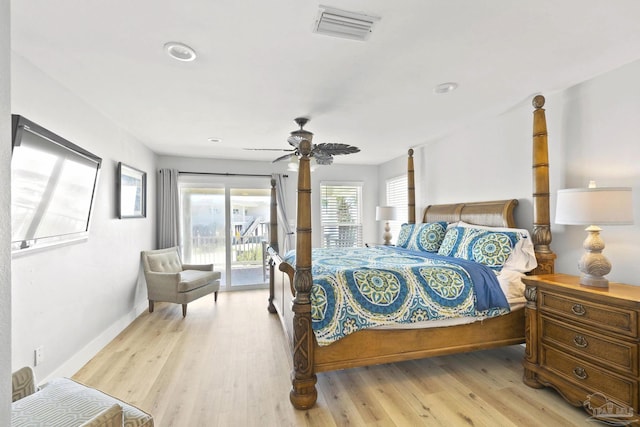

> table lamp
[376,206,398,245]
[555,182,633,288]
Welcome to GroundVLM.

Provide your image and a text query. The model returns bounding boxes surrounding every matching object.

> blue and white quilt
[284,246,510,346]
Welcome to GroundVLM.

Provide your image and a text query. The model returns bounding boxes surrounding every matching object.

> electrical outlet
[34,346,44,366]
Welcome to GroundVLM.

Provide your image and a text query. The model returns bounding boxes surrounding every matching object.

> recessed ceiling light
[208,137,222,143]
[434,82,458,94]
[164,42,197,62]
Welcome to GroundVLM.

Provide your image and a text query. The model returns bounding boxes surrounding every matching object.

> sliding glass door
[229,188,270,287]
[179,176,270,290]
[180,186,227,282]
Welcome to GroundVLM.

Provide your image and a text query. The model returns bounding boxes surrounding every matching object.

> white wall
[378,59,640,286]
[1,0,12,422]
[419,96,535,228]
[157,156,379,248]
[548,61,640,285]
[10,54,157,383]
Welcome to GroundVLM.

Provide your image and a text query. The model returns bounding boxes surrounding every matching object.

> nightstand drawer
[541,345,637,407]
[541,315,638,375]
[539,290,638,338]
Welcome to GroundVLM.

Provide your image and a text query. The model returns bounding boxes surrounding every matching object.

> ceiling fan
[244,117,360,166]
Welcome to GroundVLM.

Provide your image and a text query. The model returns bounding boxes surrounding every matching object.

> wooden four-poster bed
[267,95,556,409]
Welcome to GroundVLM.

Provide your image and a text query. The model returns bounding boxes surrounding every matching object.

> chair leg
[214,291,218,302]
[149,300,154,313]
[182,304,187,317]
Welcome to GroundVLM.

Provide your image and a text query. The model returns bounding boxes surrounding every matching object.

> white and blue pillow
[396,222,447,253]
[437,226,522,272]
[396,223,416,248]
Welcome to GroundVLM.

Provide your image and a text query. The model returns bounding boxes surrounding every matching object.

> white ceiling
[10,1,640,165]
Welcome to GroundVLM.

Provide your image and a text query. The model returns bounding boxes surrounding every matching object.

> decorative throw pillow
[453,222,537,272]
[405,222,448,253]
[438,226,480,257]
[438,226,521,272]
[396,223,415,248]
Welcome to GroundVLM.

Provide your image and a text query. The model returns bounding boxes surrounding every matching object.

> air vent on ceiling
[313,6,380,41]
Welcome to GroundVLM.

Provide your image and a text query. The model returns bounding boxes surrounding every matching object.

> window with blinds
[320,182,363,248]
[386,175,408,240]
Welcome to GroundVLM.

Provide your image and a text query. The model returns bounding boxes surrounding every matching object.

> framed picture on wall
[117,162,146,219]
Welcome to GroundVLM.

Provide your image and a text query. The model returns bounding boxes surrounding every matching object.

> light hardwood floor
[74,290,594,426]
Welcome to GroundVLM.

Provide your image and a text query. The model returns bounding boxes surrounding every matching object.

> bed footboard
[267,247,295,340]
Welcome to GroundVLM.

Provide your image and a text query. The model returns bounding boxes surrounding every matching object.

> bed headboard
[422,199,518,228]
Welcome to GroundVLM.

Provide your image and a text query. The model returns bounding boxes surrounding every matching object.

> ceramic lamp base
[382,222,392,246]
[578,226,611,288]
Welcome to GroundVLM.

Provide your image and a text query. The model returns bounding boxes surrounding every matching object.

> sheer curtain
[157,169,181,248]
[273,173,294,253]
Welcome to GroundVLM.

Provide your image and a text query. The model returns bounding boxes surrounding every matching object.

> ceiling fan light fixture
[287,156,318,172]
[287,156,299,171]
[314,5,380,41]
[434,82,459,94]
[164,42,197,62]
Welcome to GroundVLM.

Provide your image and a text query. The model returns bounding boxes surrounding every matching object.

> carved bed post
[268,178,278,313]
[290,133,317,409]
[531,95,556,275]
[408,148,416,224]
[525,94,555,387]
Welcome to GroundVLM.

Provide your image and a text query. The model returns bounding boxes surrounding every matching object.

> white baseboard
[39,300,148,385]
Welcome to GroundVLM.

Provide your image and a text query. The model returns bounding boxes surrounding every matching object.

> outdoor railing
[186,233,266,266]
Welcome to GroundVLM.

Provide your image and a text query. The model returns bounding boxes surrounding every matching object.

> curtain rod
[177,171,288,178]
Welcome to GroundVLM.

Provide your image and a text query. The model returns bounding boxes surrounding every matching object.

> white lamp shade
[376,206,397,221]
[555,187,634,225]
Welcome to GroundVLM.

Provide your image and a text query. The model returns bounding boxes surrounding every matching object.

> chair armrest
[182,264,213,272]
[12,366,36,402]
[144,271,181,289]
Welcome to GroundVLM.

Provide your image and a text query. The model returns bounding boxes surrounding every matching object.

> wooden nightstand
[523,274,640,418]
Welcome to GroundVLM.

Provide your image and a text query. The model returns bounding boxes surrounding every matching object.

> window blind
[386,175,408,239]
[320,183,363,248]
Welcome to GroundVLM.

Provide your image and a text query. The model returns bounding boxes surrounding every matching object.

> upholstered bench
[12,367,153,427]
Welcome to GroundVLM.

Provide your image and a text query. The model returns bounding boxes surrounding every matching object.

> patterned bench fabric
[80,403,123,427]
[11,378,153,427]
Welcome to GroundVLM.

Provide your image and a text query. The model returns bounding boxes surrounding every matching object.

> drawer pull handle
[573,367,588,380]
[573,335,588,348]
[571,304,586,316]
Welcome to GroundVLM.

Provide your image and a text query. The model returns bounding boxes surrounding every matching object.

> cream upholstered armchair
[141,246,221,317]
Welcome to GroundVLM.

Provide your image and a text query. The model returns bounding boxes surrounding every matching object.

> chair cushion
[145,251,182,273]
[178,270,221,293]
[11,377,153,427]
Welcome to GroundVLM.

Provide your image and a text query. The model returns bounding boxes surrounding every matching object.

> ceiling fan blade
[314,143,360,156]
[272,152,297,163]
[313,152,333,165]
[243,148,295,152]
